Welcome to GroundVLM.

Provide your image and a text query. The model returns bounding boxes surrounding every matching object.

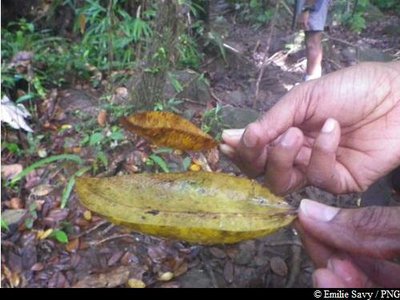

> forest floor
[2,3,400,288]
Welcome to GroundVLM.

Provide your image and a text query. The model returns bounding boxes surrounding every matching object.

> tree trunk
[130,0,182,110]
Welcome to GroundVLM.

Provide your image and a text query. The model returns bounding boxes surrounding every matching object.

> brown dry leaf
[1,164,23,180]
[270,256,288,277]
[97,110,107,127]
[66,238,80,252]
[73,266,130,288]
[31,184,54,197]
[76,172,296,245]
[10,197,24,209]
[120,111,218,151]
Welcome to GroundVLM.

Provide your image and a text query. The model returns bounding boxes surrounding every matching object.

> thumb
[298,199,400,259]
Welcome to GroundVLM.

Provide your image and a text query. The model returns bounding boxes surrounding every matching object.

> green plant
[50,229,69,244]
[74,0,154,72]
[61,166,92,208]
[202,104,224,140]
[1,218,10,232]
[231,0,274,27]
[24,202,38,229]
[333,0,369,33]
[9,154,83,186]
[146,154,170,173]
[154,98,184,113]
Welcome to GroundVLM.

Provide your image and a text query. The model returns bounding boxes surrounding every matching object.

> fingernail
[300,199,339,222]
[280,130,296,147]
[222,129,245,138]
[243,130,256,148]
[321,118,336,133]
[219,144,235,158]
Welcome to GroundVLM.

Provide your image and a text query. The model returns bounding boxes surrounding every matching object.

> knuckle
[350,206,390,233]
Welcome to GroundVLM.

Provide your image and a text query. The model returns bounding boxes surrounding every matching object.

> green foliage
[333,0,369,33]
[9,154,83,186]
[50,229,69,244]
[1,218,10,232]
[25,202,38,229]
[231,0,274,27]
[147,154,170,173]
[154,98,184,114]
[202,104,224,140]
[177,34,203,69]
[61,166,92,208]
[74,0,154,71]
[371,0,400,13]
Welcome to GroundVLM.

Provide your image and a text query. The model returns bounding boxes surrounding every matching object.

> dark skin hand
[297,200,400,287]
[221,62,400,195]
[220,62,400,287]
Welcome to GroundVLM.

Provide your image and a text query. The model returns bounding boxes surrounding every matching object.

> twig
[281,0,293,17]
[210,90,223,103]
[253,0,282,108]
[89,233,136,246]
[78,220,109,237]
[265,240,303,247]
[285,230,302,288]
[323,33,357,48]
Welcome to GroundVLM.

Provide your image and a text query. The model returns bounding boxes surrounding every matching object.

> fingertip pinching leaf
[76,172,296,245]
[120,111,218,151]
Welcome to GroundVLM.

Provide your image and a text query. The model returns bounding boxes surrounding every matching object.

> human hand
[221,62,400,195]
[298,11,310,31]
[296,199,400,288]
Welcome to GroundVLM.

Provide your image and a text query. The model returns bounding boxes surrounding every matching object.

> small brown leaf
[31,184,54,197]
[10,197,24,209]
[97,110,107,127]
[73,266,130,288]
[120,111,218,151]
[270,256,288,277]
[31,262,44,272]
[66,238,80,252]
[1,164,23,180]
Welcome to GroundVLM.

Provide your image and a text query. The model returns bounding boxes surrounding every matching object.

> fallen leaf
[73,266,130,288]
[10,197,24,209]
[97,110,107,127]
[159,272,174,282]
[189,163,202,172]
[209,247,227,259]
[1,164,23,180]
[223,260,234,284]
[83,210,92,221]
[127,278,146,288]
[37,228,53,240]
[76,172,296,245]
[66,238,80,252]
[31,262,44,272]
[270,256,288,277]
[2,209,27,228]
[31,184,54,197]
[120,111,217,151]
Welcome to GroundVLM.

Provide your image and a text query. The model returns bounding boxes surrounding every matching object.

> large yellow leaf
[120,111,217,151]
[76,172,296,245]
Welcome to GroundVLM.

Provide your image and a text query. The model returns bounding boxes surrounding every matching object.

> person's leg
[305,31,323,80]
